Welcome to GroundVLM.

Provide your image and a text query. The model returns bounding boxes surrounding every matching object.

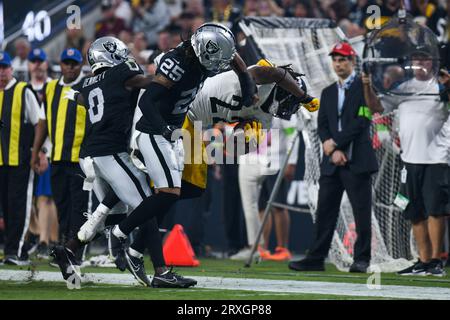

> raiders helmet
[87,36,130,73]
[191,23,236,74]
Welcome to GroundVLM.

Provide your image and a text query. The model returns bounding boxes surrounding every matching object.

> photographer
[363,51,450,276]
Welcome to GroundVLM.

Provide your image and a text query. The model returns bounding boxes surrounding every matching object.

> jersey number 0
[87,87,104,124]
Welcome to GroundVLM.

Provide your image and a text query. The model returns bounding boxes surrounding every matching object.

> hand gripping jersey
[187,69,274,129]
[74,59,142,158]
[136,45,207,134]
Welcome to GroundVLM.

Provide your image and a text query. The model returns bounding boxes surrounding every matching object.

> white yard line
[1,269,450,300]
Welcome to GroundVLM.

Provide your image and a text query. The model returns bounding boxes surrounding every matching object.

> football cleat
[151,268,197,288]
[78,210,108,242]
[50,245,82,281]
[4,255,31,266]
[124,250,151,287]
[108,227,126,271]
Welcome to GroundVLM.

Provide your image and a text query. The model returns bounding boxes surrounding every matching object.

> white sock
[96,203,110,215]
[128,248,143,259]
[112,226,127,239]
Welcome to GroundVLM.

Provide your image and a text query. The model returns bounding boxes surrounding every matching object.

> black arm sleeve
[138,82,172,133]
[238,72,257,107]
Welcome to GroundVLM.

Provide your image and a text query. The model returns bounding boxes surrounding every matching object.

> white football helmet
[191,23,236,74]
[87,36,130,73]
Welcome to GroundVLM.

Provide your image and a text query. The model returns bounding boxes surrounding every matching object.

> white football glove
[64,88,79,101]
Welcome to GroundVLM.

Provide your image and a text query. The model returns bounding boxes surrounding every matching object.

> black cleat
[108,227,126,271]
[124,250,151,287]
[151,268,197,288]
[50,245,82,281]
[4,255,30,266]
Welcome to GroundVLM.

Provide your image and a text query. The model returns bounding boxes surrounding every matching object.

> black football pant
[0,165,34,258]
[51,162,89,243]
[185,169,213,253]
[307,166,372,263]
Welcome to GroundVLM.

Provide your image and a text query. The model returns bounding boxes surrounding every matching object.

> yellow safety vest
[43,79,86,162]
[0,81,33,166]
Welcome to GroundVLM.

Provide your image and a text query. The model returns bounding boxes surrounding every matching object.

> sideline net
[239,17,414,271]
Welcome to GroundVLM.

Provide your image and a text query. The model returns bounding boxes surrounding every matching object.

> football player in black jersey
[50,37,196,288]
[105,23,257,286]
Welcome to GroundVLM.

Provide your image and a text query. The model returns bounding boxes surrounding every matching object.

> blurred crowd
[8,0,450,82]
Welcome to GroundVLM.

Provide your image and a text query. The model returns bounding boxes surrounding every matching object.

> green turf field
[0,281,384,300]
[0,258,449,300]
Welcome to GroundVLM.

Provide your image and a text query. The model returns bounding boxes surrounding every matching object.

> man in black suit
[289,42,378,273]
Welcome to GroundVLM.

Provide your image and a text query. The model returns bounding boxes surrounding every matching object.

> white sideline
[1,269,450,300]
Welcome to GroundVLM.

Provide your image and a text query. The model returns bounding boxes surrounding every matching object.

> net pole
[244,129,300,268]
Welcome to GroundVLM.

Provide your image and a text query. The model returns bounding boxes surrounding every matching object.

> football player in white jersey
[182,59,318,262]
[180,59,319,196]
[187,61,317,130]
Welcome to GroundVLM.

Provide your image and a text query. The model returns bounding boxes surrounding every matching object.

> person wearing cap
[363,46,450,276]
[31,48,88,250]
[27,48,58,259]
[289,42,378,273]
[0,51,42,265]
[28,48,51,105]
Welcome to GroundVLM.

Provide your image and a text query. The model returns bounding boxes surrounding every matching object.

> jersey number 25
[159,58,185,82]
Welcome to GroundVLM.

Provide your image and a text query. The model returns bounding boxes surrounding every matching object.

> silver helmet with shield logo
[87,36,130,73]
[191,23,236,74]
